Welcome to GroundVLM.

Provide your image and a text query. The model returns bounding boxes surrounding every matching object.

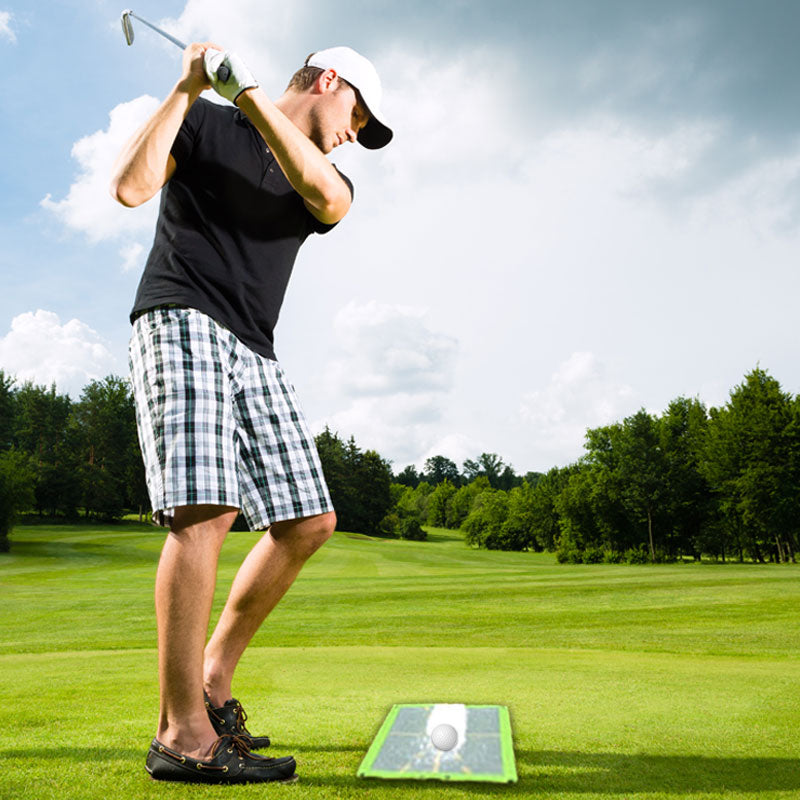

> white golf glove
[204,49,258,103]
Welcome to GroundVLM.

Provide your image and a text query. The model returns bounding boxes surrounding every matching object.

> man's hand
[176,42,218,96]
[204,50,259,103]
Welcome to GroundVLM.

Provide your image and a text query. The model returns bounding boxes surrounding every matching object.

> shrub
[582,545,605,564]
[556,546,582,564]
[625,545,651,564]
[398,517,427,541]
[378,512,400,538]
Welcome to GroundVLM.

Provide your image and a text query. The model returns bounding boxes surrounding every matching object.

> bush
[398,517,427,541]
[582,545,605,564]
[556,546,582,564]
[625,545,651,564]
[378,512,400,538]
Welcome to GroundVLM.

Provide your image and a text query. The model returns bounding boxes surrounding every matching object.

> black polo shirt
[130,97,353,360]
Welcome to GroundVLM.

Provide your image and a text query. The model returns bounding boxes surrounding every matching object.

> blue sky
[2,0,800,474]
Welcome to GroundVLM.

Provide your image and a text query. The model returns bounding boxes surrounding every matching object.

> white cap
[307,46,393,149]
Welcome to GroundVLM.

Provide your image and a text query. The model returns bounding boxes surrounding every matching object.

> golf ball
[430,723,458,751]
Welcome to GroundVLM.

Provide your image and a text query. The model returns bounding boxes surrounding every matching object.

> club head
[121,10,134,46]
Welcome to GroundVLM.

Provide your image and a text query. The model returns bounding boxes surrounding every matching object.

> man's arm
[235,88,352,225]
[109,43,213,208]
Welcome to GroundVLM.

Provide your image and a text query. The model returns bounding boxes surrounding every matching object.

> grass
[1,521,798,799]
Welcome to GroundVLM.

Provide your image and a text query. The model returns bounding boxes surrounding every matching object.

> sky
[2,0,799,476]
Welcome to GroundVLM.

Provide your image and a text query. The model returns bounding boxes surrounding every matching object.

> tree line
[0,371,148,549]
[1,366,797,563]
[384,368,798,564]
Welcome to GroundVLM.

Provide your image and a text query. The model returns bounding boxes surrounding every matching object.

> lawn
[0,521,798,799]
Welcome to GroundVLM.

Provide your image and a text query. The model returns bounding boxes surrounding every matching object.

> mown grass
[1,521,798,799]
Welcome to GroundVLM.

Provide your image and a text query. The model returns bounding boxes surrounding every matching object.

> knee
[305,511,336,553]
[272,511,336,559]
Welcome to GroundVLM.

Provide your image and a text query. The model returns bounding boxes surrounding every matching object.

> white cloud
[329,301,457,397]
[689,146,800,237]
[311,301,459,465]
[0,11,15,43]
[519,352,637,466]
[41,95,161,247]
[119,241,146,273]
[0,311,118,397]
[168,0,298,87]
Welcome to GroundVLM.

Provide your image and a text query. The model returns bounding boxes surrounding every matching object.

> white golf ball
[430,723,458,751]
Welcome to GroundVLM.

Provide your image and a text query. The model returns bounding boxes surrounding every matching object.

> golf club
[121,9,229,82]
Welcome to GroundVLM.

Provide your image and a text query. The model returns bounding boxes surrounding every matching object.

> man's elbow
[110,178,146,208]
[310,184,352,225]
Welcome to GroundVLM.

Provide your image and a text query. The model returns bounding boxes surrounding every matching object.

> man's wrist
[234,86,261,109]
[174,77,206,102]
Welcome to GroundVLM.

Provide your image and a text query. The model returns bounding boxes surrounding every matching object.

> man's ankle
[156,727,219,761]
[203,667,233,707]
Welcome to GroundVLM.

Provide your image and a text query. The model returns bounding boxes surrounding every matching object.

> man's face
[307,77,370,154]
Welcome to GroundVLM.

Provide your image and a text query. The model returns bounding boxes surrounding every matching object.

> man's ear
[315,68,339,94]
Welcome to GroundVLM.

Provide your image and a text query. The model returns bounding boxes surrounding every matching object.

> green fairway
[1,521,798,799]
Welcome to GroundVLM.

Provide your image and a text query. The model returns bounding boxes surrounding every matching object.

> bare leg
[203,511,336,705]
[154,504,239,758]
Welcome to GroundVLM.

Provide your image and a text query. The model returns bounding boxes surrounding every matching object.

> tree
[422,456,460,487]
[394,464,420,488]
[353,449,393,536]
[527,467,570,551]
[315,429,394,536]
[462,453,507,488]
[426,479,457,527]
[446,476,490,529]
[616,410,667,562]
[12,381,72,462]
[71,376,138,520]
[701,368,799,563]
[0,450,35,551]
[396,481,433,524]
[499,482,539,550]
[0,371,14,452]
[462,488,509,548]
[659,398,713,560]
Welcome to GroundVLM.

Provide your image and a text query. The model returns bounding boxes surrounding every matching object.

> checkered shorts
[128,307,333,530]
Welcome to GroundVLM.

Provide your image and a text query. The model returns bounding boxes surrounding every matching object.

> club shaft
[129,12,186,50]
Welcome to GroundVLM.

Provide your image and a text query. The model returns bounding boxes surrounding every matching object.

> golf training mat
[357,703,517,783]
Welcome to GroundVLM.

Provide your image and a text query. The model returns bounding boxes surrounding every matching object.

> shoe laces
[232,701,249,732]
[209,734,252,760]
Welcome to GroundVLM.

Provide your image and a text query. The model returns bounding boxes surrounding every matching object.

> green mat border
[357,703,518,783]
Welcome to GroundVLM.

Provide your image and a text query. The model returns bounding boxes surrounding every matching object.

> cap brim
[358,116,393,149]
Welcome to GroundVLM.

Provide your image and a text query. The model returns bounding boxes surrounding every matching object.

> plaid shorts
[128,307,333,530]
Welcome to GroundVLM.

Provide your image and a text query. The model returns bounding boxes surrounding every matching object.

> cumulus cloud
[312,301,459,465]
[520,352,637,466]
[0,11,15,43]
[329,301,457,397]
[41,95,161,255]
[0,311,118,397]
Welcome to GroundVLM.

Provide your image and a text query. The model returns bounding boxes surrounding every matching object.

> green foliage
[699,368,800,563]
[397,517,427,540]
[425,479,457,526]
[0,450,35,549]
[314,429,393,536]
[462,488,509,548]
[422,455,461,486]
[446,476,490,529]
[0,374,148,533]
[393,464,420,487]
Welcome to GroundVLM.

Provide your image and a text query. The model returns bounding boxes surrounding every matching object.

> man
[110,41,392,784]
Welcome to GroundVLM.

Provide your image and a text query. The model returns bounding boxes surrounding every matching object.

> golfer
[110,42,392,784]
